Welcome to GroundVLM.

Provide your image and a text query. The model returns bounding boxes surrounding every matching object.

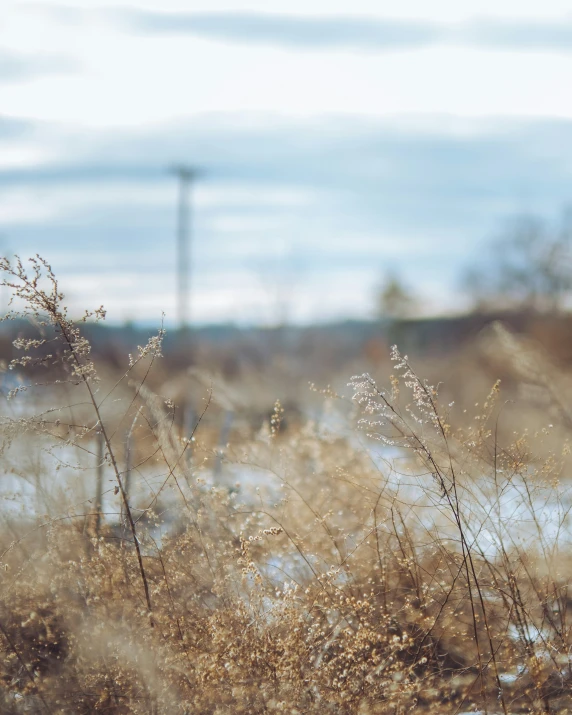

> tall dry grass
[0,257,571,714]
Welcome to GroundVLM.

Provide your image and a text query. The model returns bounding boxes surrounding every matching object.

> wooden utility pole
[171,166,196,331]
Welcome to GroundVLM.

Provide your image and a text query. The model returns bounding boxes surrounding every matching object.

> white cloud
[5,4,572,127]
[21,0,572,22]
[0,143,59,169]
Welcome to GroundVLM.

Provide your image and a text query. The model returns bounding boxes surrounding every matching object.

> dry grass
[1,257,572,714]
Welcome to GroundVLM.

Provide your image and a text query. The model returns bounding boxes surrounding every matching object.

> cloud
[0,49,77,82]
[2,113,572,242]
[2,113,572,321]
[1,113,572,223]
[114,11,440,50]
[0,116,35,139]
[460,18,572,51]
[111,10,572,54]
[25,5,572,54]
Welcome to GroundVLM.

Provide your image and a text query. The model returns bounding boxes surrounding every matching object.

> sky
[2,1,572,325]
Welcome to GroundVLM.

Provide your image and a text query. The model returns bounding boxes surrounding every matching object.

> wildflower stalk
[350,355,510,715]
[0,256,154,618]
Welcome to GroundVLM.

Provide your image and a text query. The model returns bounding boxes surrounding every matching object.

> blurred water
[1,390,571,570]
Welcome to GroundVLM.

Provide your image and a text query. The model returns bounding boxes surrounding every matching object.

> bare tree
[465,208,572,314]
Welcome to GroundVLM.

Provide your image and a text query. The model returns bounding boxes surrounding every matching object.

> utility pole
[171,166,197,331]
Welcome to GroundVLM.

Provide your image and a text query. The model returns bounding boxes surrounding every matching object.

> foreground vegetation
[1,257,572,714]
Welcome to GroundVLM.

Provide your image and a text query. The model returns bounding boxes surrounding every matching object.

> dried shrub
[0,257,571,714]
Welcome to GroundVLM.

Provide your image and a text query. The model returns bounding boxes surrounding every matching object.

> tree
[377,272,417,320]
[465,208,572,314]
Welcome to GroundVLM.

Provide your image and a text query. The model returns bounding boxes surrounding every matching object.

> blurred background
[6,7,572,710]
[3,0,572,369]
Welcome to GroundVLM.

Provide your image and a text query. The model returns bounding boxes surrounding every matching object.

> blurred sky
[3,1,572,325]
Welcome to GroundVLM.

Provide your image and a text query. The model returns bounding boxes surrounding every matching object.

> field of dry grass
[1,257,572,714]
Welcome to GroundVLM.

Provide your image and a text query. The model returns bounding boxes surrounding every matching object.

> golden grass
[0,257,572,714]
